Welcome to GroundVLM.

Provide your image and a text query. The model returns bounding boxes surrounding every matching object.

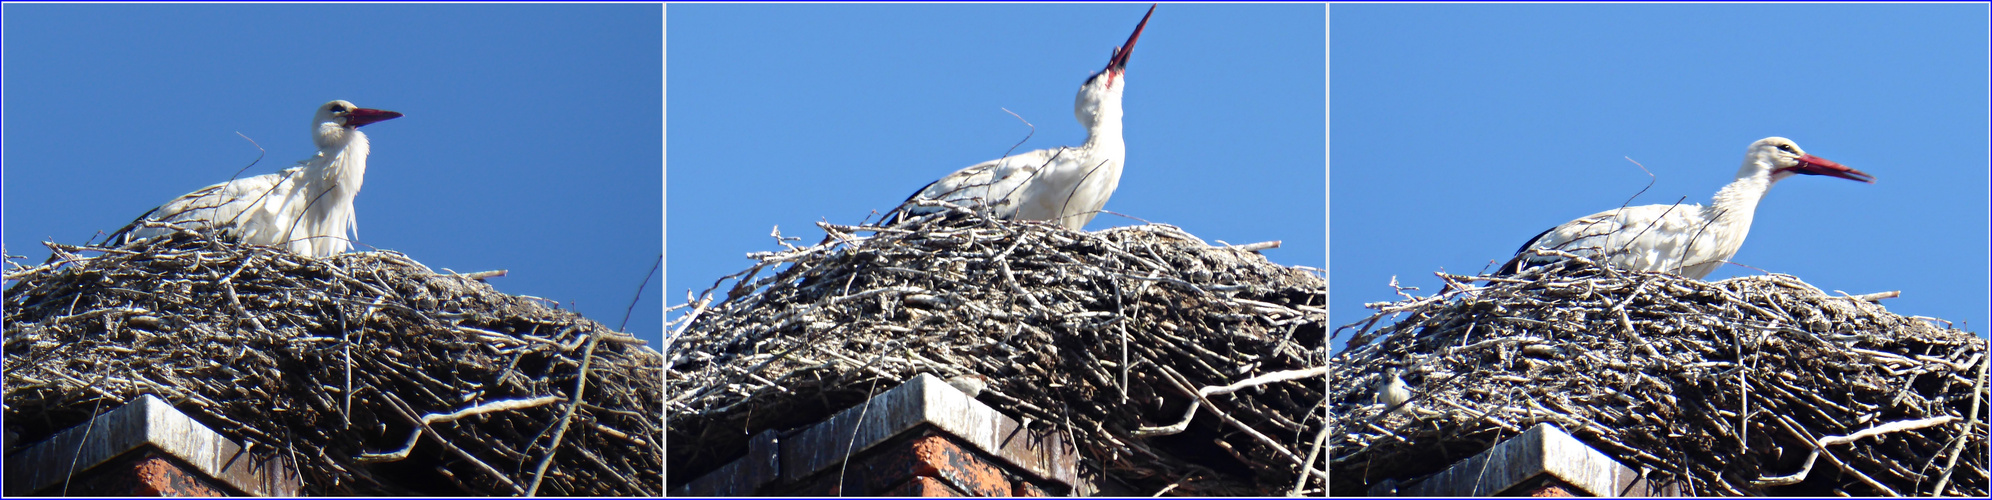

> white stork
[886,4,1154,231]
[115,100,402,258]
[1499,137,1874,279]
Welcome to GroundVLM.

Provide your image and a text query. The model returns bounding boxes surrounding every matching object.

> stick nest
[667,209,1328,496]
[3,229,662,496]
[1330,258,1988,496]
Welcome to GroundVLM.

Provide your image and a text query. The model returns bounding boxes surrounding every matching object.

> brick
[5,395,299,497]
[1013,478,1052,497]
[775,430,1022,497]
[884,476,965,497]
[865,432,1012,497]
[771,374,1080,490]
[1521,477,1578,497]
[48,448,231,497]
[1531,485,1577,497]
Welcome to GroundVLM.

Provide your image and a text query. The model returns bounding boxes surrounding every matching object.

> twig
[1290,422,1330,496]
[356,395,564,463]
[528,332,603,496]
[1837,289,1901,303]
[619,253,662,332]
[836,377,886,495]
[1155,365,1307,467]
[667,214,1327,495]
[1224,240,1281,253]
[1931,356,1988,495]
[9,229,661,495]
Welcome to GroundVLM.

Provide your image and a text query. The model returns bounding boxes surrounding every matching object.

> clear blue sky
[2,4,665,344]
[667,3,1326,315]
[1332,3,1991,349]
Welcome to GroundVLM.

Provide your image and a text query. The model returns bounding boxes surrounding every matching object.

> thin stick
[356,395,564,463]
[619,253,662,332]
[1930,357,1987,495]
[527,332,602,496]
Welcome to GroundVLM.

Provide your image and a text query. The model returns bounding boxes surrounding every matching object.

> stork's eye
[330,104,348,113]
[1775,143,1796,153]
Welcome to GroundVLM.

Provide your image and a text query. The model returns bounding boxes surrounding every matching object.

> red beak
[1105,4,1156,74]
[346,108,403,128]
[1781,154,1875,184]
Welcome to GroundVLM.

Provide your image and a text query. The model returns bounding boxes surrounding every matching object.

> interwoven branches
[667,209,1327,496]
[4,229,662,496]
[1330,259,1988,496]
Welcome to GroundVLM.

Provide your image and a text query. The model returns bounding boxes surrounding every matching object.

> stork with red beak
[886,4,1154,231]
[115,100,402,258]
[1499,137,1874,279]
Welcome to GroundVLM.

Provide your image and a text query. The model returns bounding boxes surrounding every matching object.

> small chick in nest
[946,373,993,398]
[1375,367,1411,417]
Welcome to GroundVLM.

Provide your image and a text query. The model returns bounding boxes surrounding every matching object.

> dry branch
[666,210,1326,496]
[1330,259,1988,497]
[3,229,662,496]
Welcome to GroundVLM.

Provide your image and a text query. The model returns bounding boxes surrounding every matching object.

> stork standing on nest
[1498,137,1873,279]
[113,100,403,258]
[885,4,1155,231]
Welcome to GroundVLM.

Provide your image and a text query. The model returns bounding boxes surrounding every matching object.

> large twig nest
[666,208,1328,496]
[1330,258,1988,496]
[4,228,663,496]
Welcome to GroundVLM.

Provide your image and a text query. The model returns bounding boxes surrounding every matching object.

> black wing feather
[1494,226,1559,277]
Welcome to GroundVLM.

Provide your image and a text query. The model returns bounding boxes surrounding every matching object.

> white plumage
[889,5,1153,231]
[1500,137,1873,279]
[1376,369,1411,416]
[118,100,402,258]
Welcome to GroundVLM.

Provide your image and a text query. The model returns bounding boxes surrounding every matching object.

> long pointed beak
[1784,154,1875,184]
[346,108,404,128]
[1105,4,1156,74]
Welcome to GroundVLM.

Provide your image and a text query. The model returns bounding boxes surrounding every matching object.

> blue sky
[2,4,665,344]
[667,3,1327,315]
[7,3,1976,355]
[1332,3,1991,349]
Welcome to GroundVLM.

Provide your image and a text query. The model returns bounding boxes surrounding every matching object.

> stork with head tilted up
[886,4,1155,231]
[1498,137,1874,279]
[115,100,402,258]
